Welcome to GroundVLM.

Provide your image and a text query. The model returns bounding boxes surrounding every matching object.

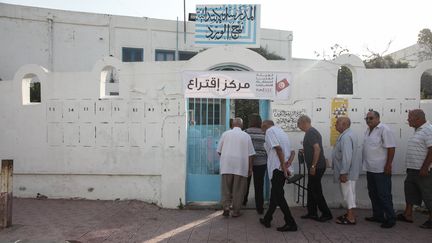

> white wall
[1,47,432,209]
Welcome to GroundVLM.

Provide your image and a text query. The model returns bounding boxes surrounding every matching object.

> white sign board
[194,4,260,47]
[272,109,307,132]
[183,71,291,100]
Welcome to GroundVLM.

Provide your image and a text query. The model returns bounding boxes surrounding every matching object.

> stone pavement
[0,198,430,243]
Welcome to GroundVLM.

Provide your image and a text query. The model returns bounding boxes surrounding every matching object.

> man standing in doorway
[217,118,255,217]
[243,114,267,214]
[363,110,397,228]
[332,117,361,225]
[259,120,297,232]
[397,109,432,229]
[297,115,333,222]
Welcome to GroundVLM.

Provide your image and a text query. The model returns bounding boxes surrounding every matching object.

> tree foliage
[314,44,350,60]
[234,99,259,128]
[30,82,41,102]
[421,71,432,99]
[362,41,409,69]
[417,28,432,62]
[337,66,353,94]
[249,46,285,60]
[363,55,409,69]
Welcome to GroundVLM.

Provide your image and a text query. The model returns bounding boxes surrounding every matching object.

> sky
[1,0,431,59]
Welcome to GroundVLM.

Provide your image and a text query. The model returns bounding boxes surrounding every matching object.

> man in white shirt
[259,120,297,232]
[362,111,397,228]
[397,109,432,229]
[217,118,255,217]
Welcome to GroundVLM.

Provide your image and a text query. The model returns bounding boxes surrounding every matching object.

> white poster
[182,71,291,100]
[194,4,260,47]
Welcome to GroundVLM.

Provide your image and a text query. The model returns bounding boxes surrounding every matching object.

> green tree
[363,55,409,69]
[417,28,432,62]
[30,82,41,102]
[234,99,259,128]
[421,70,432,99]
[363,41,409,69]
[337,66,353,94]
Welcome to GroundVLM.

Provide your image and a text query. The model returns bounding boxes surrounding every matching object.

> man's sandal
[336,215,356,225]
[396,213,413,223]
[337,214,348,221]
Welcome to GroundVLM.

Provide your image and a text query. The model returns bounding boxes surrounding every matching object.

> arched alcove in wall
[22,74,41,104]
[421,69,432,99]
[100,66,119,97]
[208,63,252,71]
[337,65,353,95]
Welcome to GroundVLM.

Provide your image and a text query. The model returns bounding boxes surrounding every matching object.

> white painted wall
[0,3,293,81]
[1,47,432,209]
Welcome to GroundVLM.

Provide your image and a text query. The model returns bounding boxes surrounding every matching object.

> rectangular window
[155,50,175,61]
[122,47,143,62]
[155,50,198,61]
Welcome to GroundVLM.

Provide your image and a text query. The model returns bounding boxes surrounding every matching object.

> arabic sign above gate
[182,71,291,100]
[194,4,260,47]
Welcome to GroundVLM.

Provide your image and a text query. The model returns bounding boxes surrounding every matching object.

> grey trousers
[221,174,247,214]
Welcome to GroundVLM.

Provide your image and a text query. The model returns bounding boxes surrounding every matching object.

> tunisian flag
[276,78,289,92]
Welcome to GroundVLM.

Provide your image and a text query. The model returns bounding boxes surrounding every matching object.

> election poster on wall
[194,4,260,47]
[182,71,291,100]
[330,98,349,146]
[272,108,307,132]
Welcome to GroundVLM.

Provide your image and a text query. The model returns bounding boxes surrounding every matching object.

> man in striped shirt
[243,114,267,214]
[397,109,432,229]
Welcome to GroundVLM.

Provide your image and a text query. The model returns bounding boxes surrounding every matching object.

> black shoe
[257,209,264,215]
[317,215,333,222]
[276,224,298,232]
[380,221,396,228]
[420,219,432,229]
[301,214,318,220]
[222,210,230,217]
[365,216,384,223]
[259,218,271,228]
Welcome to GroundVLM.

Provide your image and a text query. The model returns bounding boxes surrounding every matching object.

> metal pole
[183,0,187,44]
[176,17,179,61]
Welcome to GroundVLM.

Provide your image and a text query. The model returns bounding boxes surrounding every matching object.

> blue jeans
[367,172,396,223]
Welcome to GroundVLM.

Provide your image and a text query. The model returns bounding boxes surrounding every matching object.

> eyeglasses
[364,117,374,121]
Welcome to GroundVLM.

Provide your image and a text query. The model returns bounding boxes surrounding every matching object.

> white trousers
[340,180,356,209]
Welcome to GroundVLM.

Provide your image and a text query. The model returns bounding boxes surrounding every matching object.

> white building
[388,44,422,67]
[1,3,432,209]
[0,3,293,81]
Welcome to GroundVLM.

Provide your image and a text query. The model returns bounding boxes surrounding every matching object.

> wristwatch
[311,165,316,169]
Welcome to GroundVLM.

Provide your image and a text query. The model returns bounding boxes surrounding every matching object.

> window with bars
[188,98,224,125]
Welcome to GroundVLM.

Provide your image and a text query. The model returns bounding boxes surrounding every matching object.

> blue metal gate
[186,98,269,203]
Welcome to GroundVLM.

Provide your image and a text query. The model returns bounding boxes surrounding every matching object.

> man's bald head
[408,109,426,129]
[335,117,351,133]
[261,120,274,133]
[409,109,426,120]
[232,117,243,128]
[338,117,351,127]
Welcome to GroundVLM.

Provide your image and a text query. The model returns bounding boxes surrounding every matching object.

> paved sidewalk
[0,198,430,242]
